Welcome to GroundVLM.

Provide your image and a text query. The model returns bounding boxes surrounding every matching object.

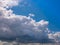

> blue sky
[12,0,60,32]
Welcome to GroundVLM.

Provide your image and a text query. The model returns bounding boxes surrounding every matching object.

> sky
[0,0,60,43]
[12,0,60,32]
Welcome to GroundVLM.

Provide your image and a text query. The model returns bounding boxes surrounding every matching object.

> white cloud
[0,7,49,42]
[0,10,49,39]
[0,0,60,43]
[29,13,35,17]
[48,32,60,43]
[0,0,19,8]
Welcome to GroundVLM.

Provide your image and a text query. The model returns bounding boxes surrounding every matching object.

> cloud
[29,13,35,17]
[0,9,49,42]
[0,0,60,43]
[48,32,60,43]
[0,0,19,8]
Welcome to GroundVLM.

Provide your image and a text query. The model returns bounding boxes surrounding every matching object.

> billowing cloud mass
[0,0,60,43]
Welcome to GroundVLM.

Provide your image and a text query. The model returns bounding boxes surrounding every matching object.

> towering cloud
[0,0,60,43]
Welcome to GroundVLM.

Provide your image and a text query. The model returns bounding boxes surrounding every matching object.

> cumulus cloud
[0,0,19,8]
[0,0,60,43]
[0,10,49,42]
[48,32,60,43]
